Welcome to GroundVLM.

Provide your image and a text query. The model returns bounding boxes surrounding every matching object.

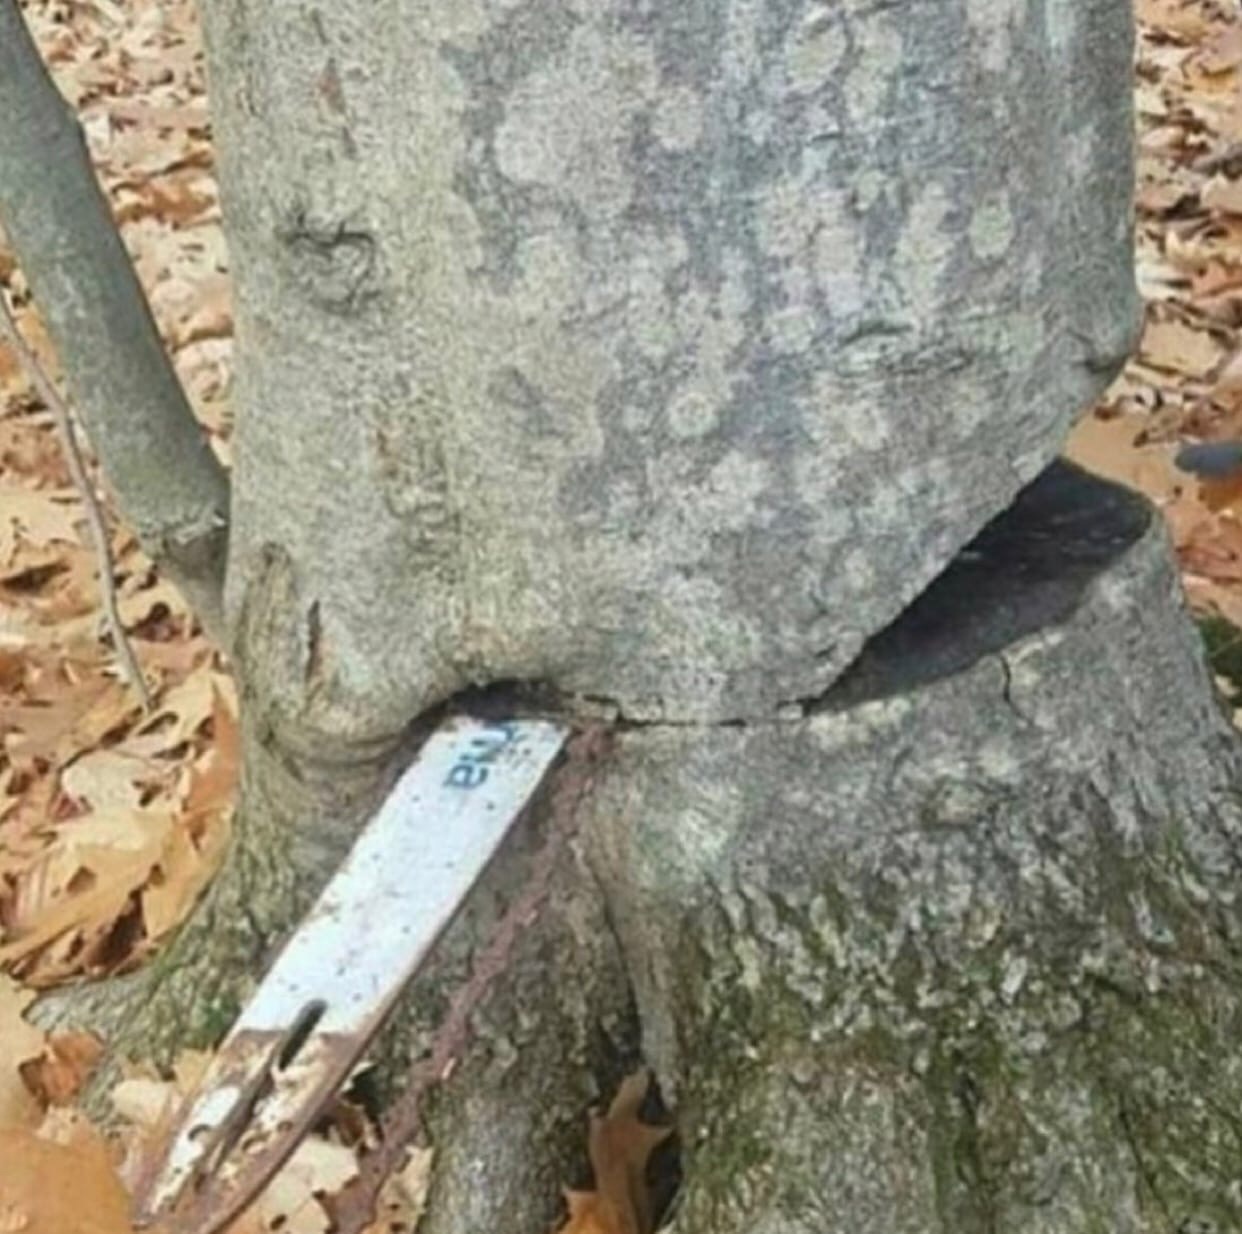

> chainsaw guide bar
[131,714,570,1234]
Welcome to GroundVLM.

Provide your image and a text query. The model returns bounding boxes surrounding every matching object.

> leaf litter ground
[1,0,1233,1230]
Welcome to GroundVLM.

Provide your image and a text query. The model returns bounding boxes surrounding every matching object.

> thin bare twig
[324,725,611,1234]
[0,286,152,709]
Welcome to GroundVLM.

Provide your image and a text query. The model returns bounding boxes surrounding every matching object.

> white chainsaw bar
[131,714,570,1234]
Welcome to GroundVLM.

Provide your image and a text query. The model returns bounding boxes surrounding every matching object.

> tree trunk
[37,0,1242,1231]
[199,0,1138,731]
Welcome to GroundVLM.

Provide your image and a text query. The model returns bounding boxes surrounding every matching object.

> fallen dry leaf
[246,1138,360,1234]
[3,677,137,772]
[1203,172,1242,215]
[557,1071,673,1234]
[0,975,46,1129]
[0,807,175,982]
[1064,411,1187,504]
[560,1191,623,1234]
[1137,0,1217,39]
[0,1129,131,1234]
[20,1032,104,1108]
[61,747,158,814]
[1140,314,1225,378]
[373,1147,434,1231]
[140,802,231,940]
[110,1074,179,1134]
[127,665,227,758]
[0,486,82,566]
[1197,22,1242,73]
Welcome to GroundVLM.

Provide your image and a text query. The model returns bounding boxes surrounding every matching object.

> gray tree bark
[201,0,1138,732]
[25,0,1242,1232]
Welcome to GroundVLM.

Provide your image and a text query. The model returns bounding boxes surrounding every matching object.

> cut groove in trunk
[582,462,1242,1234]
